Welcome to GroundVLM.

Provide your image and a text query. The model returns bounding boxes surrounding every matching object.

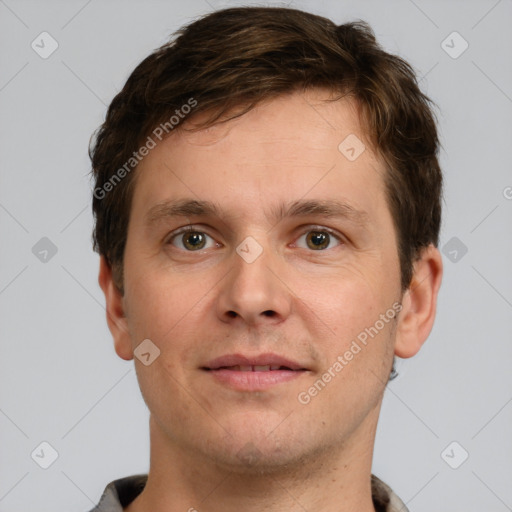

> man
[89,6,443,512]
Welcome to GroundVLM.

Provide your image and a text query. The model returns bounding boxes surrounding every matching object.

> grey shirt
[89,473,409,511]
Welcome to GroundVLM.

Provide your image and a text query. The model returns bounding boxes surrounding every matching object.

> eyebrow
[144,198,370,228]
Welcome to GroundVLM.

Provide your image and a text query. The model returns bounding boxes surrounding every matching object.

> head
[91,7,442,472]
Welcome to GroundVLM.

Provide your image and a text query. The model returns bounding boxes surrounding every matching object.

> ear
[394,245,443,358]
[98,255,134,361]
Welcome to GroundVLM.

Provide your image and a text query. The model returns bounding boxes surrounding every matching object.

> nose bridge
[216,233,291,325]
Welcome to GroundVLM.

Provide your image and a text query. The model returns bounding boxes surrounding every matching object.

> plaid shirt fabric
[89,473,409,511]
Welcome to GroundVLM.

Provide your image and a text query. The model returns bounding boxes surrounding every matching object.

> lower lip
[205,369,306,391]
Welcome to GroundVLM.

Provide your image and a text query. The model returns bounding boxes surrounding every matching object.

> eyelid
[165,225,218,247]
[293,225,345,248]
[165,224,345,250]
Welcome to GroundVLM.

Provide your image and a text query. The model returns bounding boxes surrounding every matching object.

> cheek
[306,271,380,338]
[123,254,211,339]
[302,266,398,380]
[124,228,193,320]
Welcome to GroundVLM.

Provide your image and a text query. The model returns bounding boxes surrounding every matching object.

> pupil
[185,232,205,249]
[308,231,328,250]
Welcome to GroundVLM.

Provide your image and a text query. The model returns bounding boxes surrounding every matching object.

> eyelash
[165,225,345,252]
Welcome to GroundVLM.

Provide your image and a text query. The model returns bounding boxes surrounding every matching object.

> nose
[215,238,292,327]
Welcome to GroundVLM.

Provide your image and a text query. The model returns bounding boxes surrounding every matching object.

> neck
[125,407,381,512]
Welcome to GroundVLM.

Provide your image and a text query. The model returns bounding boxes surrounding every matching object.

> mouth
[203,353,307,371]
[201,353,309,391]
[206,364,298,372]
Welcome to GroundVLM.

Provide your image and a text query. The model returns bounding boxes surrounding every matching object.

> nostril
[263,310,276,317]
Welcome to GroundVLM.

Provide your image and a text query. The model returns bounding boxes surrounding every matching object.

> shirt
[88,473,409,511]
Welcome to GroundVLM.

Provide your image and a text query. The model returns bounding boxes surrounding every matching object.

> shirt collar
[90,473,409,512]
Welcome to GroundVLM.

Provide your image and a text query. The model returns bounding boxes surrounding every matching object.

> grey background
[1,0,511,510]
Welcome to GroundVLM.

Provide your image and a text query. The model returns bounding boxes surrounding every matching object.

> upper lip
[203,353,307,371]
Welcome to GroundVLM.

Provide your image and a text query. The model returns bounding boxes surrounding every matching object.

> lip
[203,353,307,371]
[202,353,309,391]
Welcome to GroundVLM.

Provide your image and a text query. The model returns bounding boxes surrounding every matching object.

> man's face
[118,89,403,471]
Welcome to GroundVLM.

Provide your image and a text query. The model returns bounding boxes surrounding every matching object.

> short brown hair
[90,6,442,294]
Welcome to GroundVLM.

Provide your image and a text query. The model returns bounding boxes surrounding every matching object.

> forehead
[130,89,388,228]
[175,90,369,153]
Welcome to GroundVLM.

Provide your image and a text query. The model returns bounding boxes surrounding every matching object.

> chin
[200,422,317,475]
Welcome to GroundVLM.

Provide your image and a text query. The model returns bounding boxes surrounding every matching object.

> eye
[167,226,218,251]
[166,225,343,252]
[294,227,343,251]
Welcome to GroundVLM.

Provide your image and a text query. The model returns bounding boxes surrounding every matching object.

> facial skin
[99,88,443,512]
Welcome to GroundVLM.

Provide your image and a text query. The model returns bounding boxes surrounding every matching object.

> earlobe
[98,256,134,361]
[394,245,443,358]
